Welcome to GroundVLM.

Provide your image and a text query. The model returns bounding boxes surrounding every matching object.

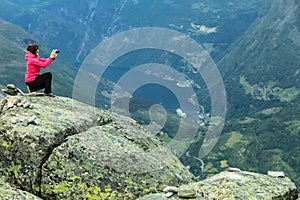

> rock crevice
[0,94,194,199]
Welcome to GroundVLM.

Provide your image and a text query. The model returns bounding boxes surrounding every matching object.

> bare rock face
[142,170,299,199]
[198,170,298,199]
[0,95,194,199]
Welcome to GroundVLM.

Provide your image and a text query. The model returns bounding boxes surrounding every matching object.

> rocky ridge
[0,86,299,199]
[0,88,194,199]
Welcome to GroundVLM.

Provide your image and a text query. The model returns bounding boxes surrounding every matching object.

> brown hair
[26,44,39,56]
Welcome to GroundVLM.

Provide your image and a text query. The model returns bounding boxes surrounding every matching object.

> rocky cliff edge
[0,88,298,199]
[0,92,193,199]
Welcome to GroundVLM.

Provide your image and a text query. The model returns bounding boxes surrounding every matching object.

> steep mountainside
[0,0,264,66]
[220,0,300,117]
[199,0,300,188]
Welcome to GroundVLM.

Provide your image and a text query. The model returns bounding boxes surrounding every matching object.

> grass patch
[260,107,282,115]
[284,120,300,135]
[225,131,243,148]
[238,117,256,124]
[239,76,252,95]
[277,87,300,102]
[157,133,173,143]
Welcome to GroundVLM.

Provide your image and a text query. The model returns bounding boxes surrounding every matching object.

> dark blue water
[103,67,180,113]
[102,66,129,82]
[132,84,180,113]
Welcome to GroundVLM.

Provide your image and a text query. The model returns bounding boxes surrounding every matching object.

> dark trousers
[26,72,52,94]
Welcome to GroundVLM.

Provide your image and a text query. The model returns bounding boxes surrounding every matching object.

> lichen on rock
[199,170,298,199]
[141,170,299,199]
[0,90,298,199]
[0,94,194,199]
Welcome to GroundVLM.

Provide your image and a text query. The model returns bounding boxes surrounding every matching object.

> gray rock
[4,96,21,106]
[198,171,298,199]
[268,171,285,178]
[23,102,31,108]
[11,117,19,124]
[142,171,298,199]
[227,167,242,172]
[0,96,194,199]
[7,102,14,109]
[140,194,167,200]
[164,192,175,198]
[22,119,29,127]
[29,115,37,123]
[33,119,42,125]
[178,184,198,198]
[2,87,18,96]
[41,123,193,199]
[6,84,15,90]
[163,186,179,193]
[12,98,21,105]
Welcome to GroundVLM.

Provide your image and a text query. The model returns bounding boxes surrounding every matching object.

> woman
[25,44,58,96]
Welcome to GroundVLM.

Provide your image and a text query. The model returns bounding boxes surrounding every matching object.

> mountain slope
[220,0,300,117]
[0,18,32,87]
[198,0,300,188]
[0,18,77,96]
[0,0,264,66]
[202,102,300,188]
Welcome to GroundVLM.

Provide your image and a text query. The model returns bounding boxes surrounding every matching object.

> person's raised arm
[28,50,58,68]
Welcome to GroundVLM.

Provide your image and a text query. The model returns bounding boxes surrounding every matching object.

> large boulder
[0,95,194,199]
[141,169,299,199]
[198,170,298,199]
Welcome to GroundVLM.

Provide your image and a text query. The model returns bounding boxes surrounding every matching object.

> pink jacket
[25,51,54,82]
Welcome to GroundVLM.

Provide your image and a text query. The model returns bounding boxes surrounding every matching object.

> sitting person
[25,44,58,96]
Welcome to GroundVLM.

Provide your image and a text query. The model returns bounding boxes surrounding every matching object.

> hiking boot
[45,93,55,97]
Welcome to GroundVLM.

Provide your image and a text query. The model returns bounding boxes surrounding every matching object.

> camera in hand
[55,50,60,53]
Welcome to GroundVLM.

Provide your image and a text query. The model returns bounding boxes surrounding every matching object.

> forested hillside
[199,0,300,187]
